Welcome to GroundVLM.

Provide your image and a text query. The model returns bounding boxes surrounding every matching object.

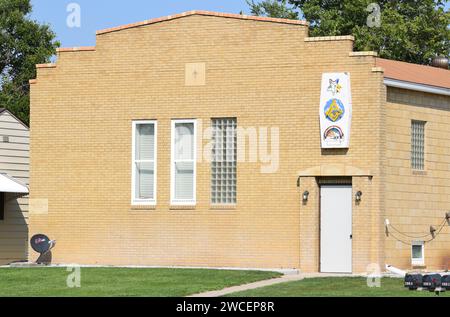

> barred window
[211,118,237,204]
[411,120,425,170]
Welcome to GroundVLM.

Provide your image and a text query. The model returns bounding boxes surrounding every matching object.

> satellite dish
[30,234,55,254]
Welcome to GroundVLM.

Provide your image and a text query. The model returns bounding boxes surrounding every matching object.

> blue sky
[30,0,251,47]
[30,0,450,48]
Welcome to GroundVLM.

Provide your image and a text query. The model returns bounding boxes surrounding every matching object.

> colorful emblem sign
[319,73,352,148]
[324,99,345,122]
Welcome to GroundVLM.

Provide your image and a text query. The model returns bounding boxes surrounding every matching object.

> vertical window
[411,241,424,266]
[171,120,197,205]
[411,120,425,170]
[211,118,237,204]
[0,192,4,220]
[132,121,157,205]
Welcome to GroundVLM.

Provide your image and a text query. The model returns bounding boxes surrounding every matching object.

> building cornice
[384,78,450,96]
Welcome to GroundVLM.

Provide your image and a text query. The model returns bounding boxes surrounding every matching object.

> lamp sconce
[302,191,310,202]
[355,191,363,202]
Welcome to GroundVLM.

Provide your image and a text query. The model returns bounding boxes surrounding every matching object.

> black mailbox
[404,274,423,290]
[422,274,442,291]
[441,275,450,290]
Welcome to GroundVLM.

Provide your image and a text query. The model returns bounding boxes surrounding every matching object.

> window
[411,241,425,266]
[211,118,237,204]
[411,120,425,170]
[171,120,197,205]
[132,121,157,205]
[0,192,4,220]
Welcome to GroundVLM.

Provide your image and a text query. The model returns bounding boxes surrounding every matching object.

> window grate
[211,118,237,204]
[411,120,425,170]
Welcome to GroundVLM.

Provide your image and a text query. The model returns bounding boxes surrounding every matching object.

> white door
[320,185,352,273]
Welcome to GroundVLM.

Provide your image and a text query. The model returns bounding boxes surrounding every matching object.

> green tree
[0,0,59,125]
[247,0,450,65]
[247,0,299,19]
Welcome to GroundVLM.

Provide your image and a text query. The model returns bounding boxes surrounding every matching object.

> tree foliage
[247,0,299,19]
[0,0,59,125]
[247,0,450,65]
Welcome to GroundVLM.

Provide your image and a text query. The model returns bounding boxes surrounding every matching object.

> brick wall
[385,87,450,271]
[29,13,385,271]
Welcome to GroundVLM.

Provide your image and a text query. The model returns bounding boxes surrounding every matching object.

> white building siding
[0,111,29,265]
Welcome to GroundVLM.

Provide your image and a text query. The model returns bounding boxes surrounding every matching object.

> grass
[0,267,281,297]
[227,277,450,297]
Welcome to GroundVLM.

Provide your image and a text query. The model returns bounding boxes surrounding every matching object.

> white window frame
[411,241,425,266]
[132,120,157,206]
[171,119,197,206]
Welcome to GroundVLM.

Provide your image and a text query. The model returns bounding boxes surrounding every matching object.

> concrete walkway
[189,272,364,297]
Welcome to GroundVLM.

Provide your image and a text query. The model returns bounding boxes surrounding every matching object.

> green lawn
[227,277,450,297]
[0,267,281,297]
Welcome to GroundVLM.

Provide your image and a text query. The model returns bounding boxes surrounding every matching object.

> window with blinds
[211,118,237,205]
[132,121,157,205]
[411,120,425,170]
[171,120,196,205]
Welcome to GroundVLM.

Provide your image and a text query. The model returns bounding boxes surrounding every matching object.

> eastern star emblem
[327,79,342,96]
[324,99,345,122]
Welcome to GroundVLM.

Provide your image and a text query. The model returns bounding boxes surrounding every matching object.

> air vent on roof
[431,56,449,70]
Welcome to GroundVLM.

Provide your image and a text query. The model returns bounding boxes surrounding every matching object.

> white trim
[171,119,197,206]
[411,241,425,266]
[384,78,450,96]
[0,173,29,193]
[131,120,157,206]
[0,109,29,130]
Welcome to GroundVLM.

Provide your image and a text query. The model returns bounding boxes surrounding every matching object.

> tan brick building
[28,11,449,273]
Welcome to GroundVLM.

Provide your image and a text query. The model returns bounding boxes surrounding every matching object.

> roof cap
[96,10,308,35]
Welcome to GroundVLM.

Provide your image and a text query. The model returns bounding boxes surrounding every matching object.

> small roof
[376,58,450,90]
[0,173,28,194]
[0,108,29,129]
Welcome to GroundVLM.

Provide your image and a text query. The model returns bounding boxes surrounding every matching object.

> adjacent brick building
[28,11,449,272]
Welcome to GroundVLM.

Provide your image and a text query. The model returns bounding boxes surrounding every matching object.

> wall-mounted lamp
[302,191,310,202]
[355,191,363,202]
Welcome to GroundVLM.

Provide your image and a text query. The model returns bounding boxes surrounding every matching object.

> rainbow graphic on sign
[324,126,344,143]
